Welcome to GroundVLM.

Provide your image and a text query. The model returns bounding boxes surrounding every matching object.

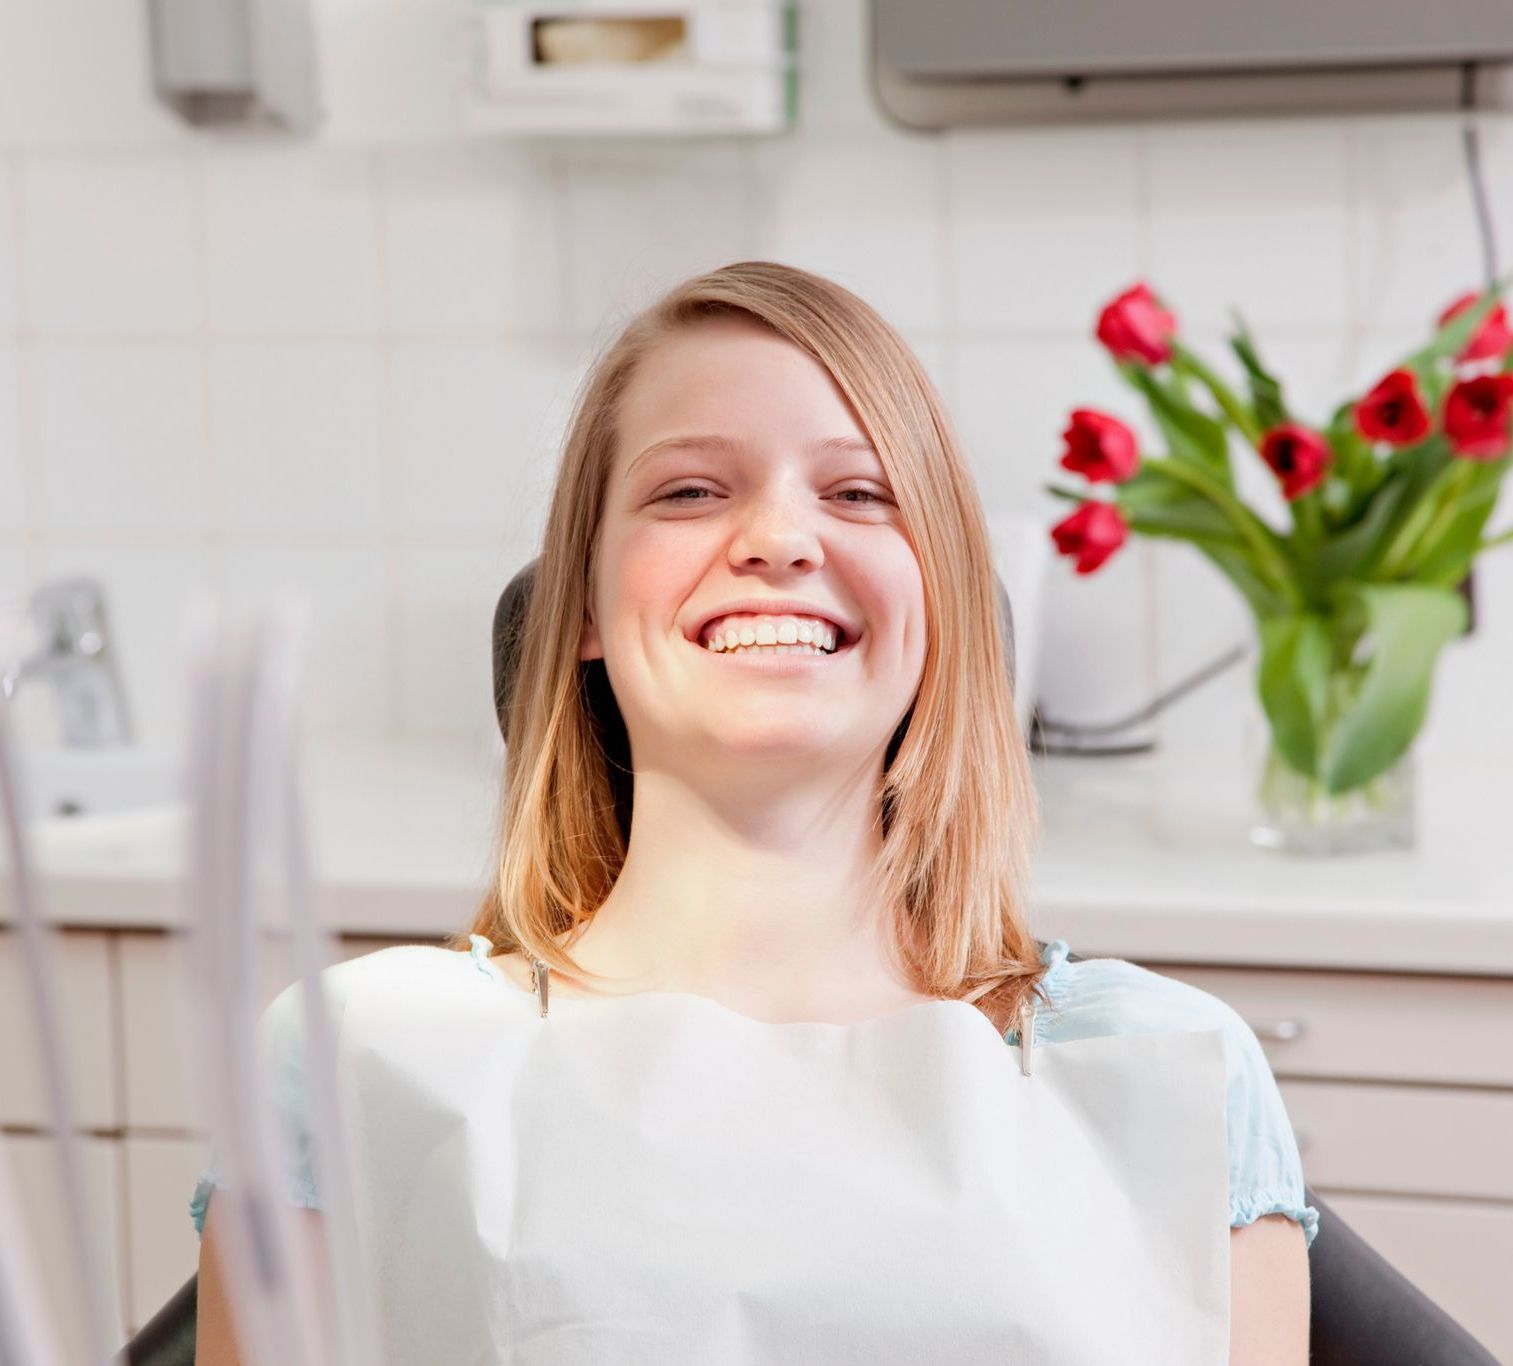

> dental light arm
[0,671,122,1365]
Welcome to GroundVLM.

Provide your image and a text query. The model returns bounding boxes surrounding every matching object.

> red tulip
[1437,292,1513,365]
[1443,374,1513,460]
[1050,502,1128,575]
[1060,409,1140,483]
[1354,369,1432,446]
[1259,423,1332,500]
[1095,283,1177,366]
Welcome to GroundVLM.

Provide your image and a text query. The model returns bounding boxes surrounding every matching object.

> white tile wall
[0,158,19,334]
[748,132,948,333]
[0,344,24,531]
[558,141,755,335]
[219,541,392,738]
[379,143,562,334]
[33,346,206,531]
[0,0,1507,768]
[203,147,381,335]
[20,153,199,335]
[945,127,1143,335]
[211,343,385,533]
[387,340,570,535]
[1351,116,1513,333]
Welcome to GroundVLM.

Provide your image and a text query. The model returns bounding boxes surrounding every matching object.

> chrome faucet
[0,577,135,745]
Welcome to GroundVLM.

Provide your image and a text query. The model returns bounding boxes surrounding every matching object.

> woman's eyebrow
[624,433,877,482]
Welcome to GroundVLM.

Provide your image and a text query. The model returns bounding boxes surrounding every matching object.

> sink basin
[7,745,183,822]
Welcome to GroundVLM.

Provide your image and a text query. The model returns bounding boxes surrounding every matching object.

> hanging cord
[1034,74,1502,756]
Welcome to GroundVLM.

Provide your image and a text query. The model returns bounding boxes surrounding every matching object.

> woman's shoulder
[1031,939,1321,1248]
[1026,939,1249,1046]
[260,942,494,1031]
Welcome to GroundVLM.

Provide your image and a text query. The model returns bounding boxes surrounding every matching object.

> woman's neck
[554,769,931,1023]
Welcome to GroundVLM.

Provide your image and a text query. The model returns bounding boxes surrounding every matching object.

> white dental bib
[326,945,1231,1364]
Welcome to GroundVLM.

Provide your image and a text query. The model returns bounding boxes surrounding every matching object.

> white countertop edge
[11,868,1513,976]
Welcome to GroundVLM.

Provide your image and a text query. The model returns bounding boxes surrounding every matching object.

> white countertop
[6,736,1511,977]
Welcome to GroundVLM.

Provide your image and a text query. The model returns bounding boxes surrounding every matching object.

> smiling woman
[191,260,1313,1365]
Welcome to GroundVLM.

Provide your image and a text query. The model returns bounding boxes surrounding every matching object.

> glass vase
[1249,740,1416,855]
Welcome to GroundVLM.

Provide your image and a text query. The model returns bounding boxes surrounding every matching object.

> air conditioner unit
[870,0,1513,128]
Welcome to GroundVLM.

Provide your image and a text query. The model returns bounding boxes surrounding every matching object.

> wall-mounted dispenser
[871,0,1513,127]
[464,0,798,137]
[146,0,322,134]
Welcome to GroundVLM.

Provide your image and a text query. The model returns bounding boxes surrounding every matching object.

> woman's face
[581,317,928,774]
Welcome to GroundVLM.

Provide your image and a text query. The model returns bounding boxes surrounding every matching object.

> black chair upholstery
[124,1271,195,1366]
[118,562,1501,1364]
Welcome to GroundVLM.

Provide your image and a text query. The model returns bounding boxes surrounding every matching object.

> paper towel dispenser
[146,0,321,133]
[871,0,1513,127]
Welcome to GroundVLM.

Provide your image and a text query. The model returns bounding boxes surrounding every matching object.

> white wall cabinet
[1144,959,1513,1361]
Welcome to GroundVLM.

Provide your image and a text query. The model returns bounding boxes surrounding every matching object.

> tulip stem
[1291,494,1325,545]
[1172,345,1264,448]
[1375,459,1468,580]
[1151,457,1301,607]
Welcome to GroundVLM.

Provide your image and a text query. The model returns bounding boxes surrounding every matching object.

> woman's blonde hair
[460,260,1050,1034]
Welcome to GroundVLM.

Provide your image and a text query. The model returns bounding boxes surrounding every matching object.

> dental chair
[121,561,1500,1366]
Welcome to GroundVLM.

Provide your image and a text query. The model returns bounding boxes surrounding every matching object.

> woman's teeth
[717,643,830,655]
[701,616,841,653]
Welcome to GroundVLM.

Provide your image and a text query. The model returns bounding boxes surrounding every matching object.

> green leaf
[1256,614,1332,776]
[1407,456,1508,583]
[1299,469,1419,593]
[1122,364,1235,487]
[1228,315,1289,431]
[1317,583,1468,792]
[1115,462,1238,539]
[1356,440,1453,579]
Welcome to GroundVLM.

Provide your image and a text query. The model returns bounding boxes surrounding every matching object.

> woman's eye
[657,487,887,505]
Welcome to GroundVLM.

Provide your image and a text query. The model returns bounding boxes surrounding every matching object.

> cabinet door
[0,928,118,1128]
[1141,962,1513,1087]
[3,1132,127,1361]
[119,931,201,1131]
[1318,1190,1513,1363]
[123,1135,210,1334]
[1279,1079,1513,1200]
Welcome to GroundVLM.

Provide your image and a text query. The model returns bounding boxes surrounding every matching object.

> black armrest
[1305,1186,1500,1365]
[124,1271,196,1366]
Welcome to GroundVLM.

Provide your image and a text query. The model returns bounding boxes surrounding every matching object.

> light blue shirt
[191,937,1319,1249]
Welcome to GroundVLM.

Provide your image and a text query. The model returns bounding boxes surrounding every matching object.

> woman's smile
[687,631,860,674]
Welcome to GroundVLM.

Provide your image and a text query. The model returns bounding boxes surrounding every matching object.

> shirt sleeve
[189,977,325,1238]
[1212,994,1321,1248]
[1025,942,1320,1250]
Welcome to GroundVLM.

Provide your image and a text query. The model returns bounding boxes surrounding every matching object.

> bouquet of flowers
[1046,281,1513,851]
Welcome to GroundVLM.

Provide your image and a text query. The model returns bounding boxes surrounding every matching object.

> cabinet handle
[1247,1018,1305,1042]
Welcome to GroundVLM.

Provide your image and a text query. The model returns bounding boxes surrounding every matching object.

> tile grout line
[188,142,221,586]
[374,146,406,742]
[6,150,46,590]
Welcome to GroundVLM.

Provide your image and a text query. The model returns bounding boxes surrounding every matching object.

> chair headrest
[492,558,1016,746]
